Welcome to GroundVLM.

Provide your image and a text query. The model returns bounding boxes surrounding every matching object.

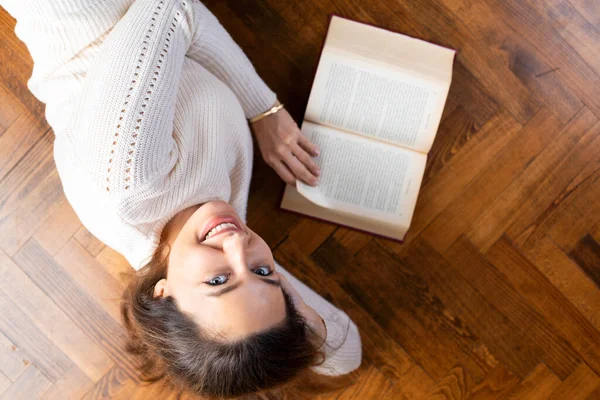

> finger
[284,152,319,186]
[272,160,296,185]
[292,144,320,177]
[297,133,320,156]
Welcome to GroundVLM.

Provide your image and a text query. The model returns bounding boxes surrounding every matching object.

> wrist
[249,100,284,124]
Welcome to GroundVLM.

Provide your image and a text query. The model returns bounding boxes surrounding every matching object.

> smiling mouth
[200,216,242,242]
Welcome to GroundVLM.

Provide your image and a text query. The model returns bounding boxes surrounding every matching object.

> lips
[199,215,242,242]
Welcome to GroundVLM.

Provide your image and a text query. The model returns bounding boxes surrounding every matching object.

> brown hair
[120,242,337,399]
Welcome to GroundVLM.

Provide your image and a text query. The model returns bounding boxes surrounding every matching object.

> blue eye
[253,266,273,276]
[206,273,229,286]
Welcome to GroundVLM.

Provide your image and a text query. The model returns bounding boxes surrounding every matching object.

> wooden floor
[1,0,600,398]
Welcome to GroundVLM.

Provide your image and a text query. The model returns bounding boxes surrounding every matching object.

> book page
[281,184,410,241]
[304,48,450,153]
[325,16,455,83]
[296,121,427,228]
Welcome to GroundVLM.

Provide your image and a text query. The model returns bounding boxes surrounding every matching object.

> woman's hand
[250,100,320,186]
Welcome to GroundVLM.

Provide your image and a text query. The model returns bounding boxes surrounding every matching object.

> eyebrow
[206,277,281,297]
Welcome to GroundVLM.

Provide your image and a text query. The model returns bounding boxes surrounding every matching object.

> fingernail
[314,148,320,156]
[315,169,321,176]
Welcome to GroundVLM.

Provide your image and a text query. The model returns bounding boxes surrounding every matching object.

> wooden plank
[332,227,372,257]
[386,109,522,254]
[0,128,54,210]
[0,130,62,256]
[0,371,9,397]
[513,149,600,250]
[0,9,45,119]
[0,364,52,400]
[438,0,582,124]
[336,365,393,399]
[12,239,140,381]
[0,110,49,182]
[287,218,337,254]
[466,364,519,399]
[569,234,600,288]
[422,106,478,188]
[487,236,600,375]
[504,119,600,248]
[384,364,435,400]
[399,238,548,379]
[0,331,28,382]
[275,238,414,381]
[446,61,499,128]
[423,108,563,253]
[346,241,492,381]
[81,366,135,400]
[466,108,599,252]
[54,239,125,323]
[593,220,600,243]
[251,207,300,248]
[586,387,600,400]
[0,82,25,132]
[547,173,600,252]
[0,290,73,381]
[0,169,63,256]
[0,11,29,56]
[423,366,474,400]
[0,249,112,381]
[521,236,600,332]
[504,363,561,400]
[483,0,600,119]
[536,0,600,77]
[568,0,600,29]
[33,193,82,256]
[95,246,135,287]
[74,226,106,258]
[548,363,600,399]
[444,237,581,379]
[82,366,180,400]
[42,366,95,400]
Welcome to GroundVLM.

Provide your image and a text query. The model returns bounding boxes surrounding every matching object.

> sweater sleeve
[65,0,203,196]
[65,0,276,196]
[185,1,277,120]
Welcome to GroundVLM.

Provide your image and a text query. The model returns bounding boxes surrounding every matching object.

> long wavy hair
[120,241,352,399]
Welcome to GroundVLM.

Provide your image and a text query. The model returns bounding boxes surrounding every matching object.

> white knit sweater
[2,0,361,377]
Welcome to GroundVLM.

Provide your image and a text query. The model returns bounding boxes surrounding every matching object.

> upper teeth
[204,222,237,240]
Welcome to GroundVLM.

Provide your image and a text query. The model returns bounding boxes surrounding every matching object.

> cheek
[250,232,274,260]
[168,242,212,281]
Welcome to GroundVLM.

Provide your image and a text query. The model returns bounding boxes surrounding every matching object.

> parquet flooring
[0,0,599,399]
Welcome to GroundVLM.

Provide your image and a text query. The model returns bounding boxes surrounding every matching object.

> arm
[185,1,277,120]
[185,1,322,186]
[67,0,197,195]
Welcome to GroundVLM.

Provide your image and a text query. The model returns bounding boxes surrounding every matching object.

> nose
[221,231,249,268]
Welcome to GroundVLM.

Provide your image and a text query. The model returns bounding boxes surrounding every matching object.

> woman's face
[154,200,287,340]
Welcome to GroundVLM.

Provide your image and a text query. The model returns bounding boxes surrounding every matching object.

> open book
[280,15,456,241]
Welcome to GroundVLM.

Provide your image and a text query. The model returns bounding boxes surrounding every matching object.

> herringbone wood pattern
[0,0,599,398]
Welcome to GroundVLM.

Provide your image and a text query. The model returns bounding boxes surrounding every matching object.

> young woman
[2,0,362,397]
